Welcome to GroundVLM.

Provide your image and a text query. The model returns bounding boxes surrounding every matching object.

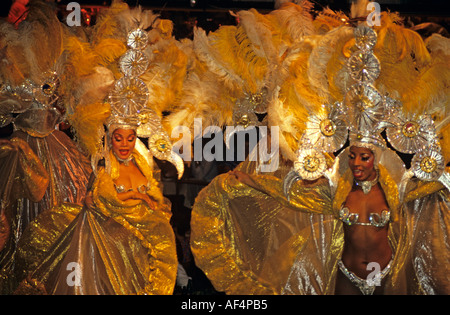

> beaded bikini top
[114,182,151,195]
[339,205,390,228]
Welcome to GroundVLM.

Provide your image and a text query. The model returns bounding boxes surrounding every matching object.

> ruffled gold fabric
[190,160,449,294]
[191,160,336,294]
[13,149,177,295]
[0,130,92,293]
[0,136,49,260]
[0,137,49,206]
[390,178,449,294]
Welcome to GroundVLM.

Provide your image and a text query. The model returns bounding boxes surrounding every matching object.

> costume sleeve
[0,138,49,205]
[393,178,450,294]
[246,172,334,215]
[403,166,450,203]
[190,169,336,295]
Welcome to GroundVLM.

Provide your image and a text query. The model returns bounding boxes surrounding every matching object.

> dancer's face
[111,128,136,161]
[348,146,376,181]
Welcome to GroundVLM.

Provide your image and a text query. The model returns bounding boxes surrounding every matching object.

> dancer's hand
[134,192,158,209]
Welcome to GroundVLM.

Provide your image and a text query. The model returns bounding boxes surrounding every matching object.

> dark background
[1,1,449,39]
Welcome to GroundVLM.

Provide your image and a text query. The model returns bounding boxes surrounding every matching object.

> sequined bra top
[339,205,390,228]
[114,182,151,195]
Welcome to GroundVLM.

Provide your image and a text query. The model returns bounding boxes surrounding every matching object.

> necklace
[113,151,134,166]
[354,170,379,194]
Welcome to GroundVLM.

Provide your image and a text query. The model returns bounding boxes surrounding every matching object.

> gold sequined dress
[0,108,92,293]
[190,159,449,294]
[13,149,177,295]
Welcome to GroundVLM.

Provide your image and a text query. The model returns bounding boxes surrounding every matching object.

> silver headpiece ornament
[103,27,184,179]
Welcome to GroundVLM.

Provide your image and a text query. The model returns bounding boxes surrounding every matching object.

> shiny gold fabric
[191,160,337,294]
[0,137,49,205]
[386,178,449,294]
[14,149,177,295]
[0,130,91,294]
[0,136,49,252]
[190,160,449,294]
[0,136,50,293]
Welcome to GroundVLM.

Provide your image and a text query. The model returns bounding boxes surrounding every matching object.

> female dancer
[189,5,449,294]
[14,119,178,294]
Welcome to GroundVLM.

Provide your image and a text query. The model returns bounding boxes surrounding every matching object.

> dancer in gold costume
[11,1,185,294]
[0,1,93,293]
[189,1,449,295]
[14,120,179,294]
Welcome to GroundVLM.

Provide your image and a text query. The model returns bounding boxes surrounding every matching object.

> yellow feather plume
[440,123,450,165]
[269,1,315,44]
[313,7,348,34]
[374,12,435,112]
[68,102,111,157]
[64,37,99,78]
[90,0,129,45]
[268,39,326,159]
[141,40,188,116]
[93,38,127,66]
[165,68,234,135]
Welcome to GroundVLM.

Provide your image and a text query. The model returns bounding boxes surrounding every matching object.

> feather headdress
[0,0,77,133]
[280,0,449,195]
[166,1,316,149]
[66,0,186,178]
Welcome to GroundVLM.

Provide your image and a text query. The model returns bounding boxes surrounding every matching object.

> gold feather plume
[423,34,450,164]
[193,26,249,92]
[373,12,433,112]
[309,26,354,102]
[167,3,314,138]
[268,1,315,46]
[141,38,189,117]
[0,0,66,85]
[166,23,268,136]
[268,36,330,161]
[236,9,279,70]
[90,0,129,45]
[164,29,237,135]
[424,34,450,117]
[66,0,192,160]
[165,70,235,138]
[313,7,349,35]
[68,101,111,157]
[64,37,101,78]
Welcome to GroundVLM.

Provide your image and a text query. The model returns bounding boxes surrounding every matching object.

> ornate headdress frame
[101,27,184,178]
